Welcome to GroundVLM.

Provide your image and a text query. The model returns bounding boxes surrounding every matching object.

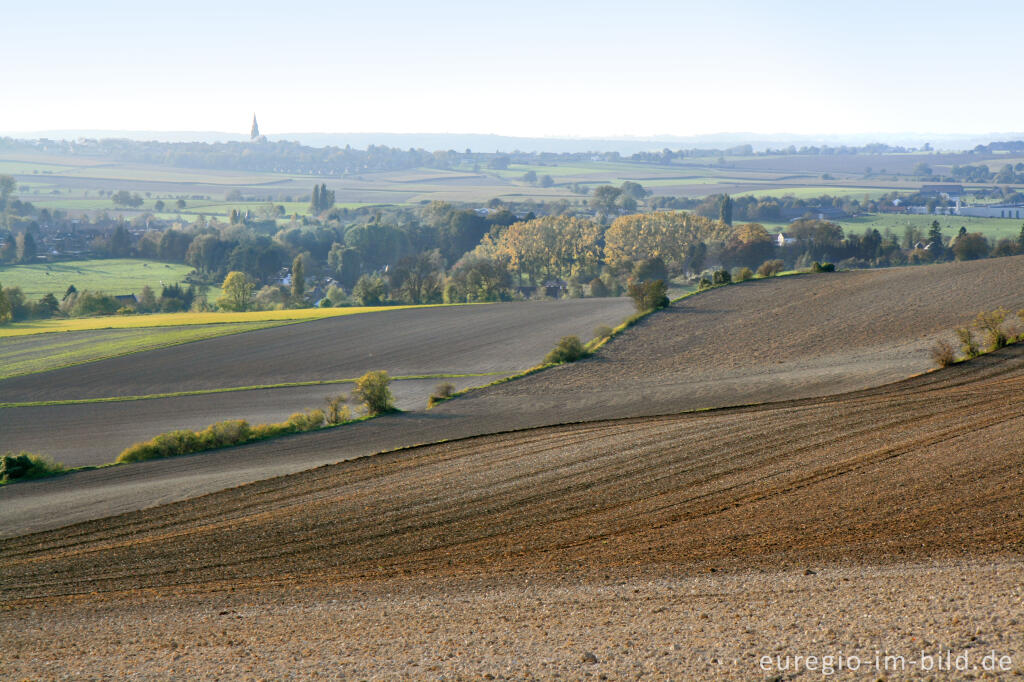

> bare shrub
[287,409,325,431]
[757,259,785,277]
[930,339,957,368]
[427,382,456,408]
[955,327,980,359]
[732,267,754,282]
[975,308,1009,351]
[197,420,251,449]
[325,395,350,424]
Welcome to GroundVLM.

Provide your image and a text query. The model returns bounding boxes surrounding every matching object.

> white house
[776,232,798,247]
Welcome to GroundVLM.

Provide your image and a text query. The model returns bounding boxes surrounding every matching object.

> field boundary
[0,319,304,381]
[0,372,507,408]
[0,302,475,338]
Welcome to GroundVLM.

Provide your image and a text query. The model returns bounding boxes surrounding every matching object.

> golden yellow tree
[604,212,728,271]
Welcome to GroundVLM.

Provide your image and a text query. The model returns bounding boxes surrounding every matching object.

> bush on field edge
[117,410,330,464]
[0,452,66,483]
[931,307,1023,369]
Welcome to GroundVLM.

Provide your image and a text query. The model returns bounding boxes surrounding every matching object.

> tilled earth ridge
[2,345,1021,597]
[5,257,1024,536]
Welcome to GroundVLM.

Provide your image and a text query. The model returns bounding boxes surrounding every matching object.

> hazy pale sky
[3,0,1022,138]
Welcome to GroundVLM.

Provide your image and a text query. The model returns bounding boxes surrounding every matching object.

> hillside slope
[2,258,1023,535]
[3,343,1022,598]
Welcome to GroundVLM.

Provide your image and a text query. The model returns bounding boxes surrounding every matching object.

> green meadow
[0,259,197,298]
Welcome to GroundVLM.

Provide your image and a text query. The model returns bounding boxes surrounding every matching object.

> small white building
[776,232,798,247]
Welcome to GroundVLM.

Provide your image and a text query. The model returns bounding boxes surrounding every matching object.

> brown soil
[4,258,1024,537]
[3,262,1024,679]
[2,345,1022,679]
[0,298,635,402]
[4,344,1022,598]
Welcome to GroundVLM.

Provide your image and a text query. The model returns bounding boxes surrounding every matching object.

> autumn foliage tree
[604,212,728,273]
[217,271,255,312]
[475,215,603,284]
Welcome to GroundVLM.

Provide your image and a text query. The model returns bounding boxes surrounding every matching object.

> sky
[2,0,1023,139]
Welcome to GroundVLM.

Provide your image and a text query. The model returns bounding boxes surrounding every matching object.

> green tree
[389,251,443,304]
[16,232,36,263]
[0,175,15,208]
[185,234,229,277]
[590,185,622,213]
[927,220,945,257]
[0,238,15,263]
[0,284,10,324]
[112,190,143,208]
[109,224,132,257]
[158,229,192,261]
[291,254,305,303]
[33,292,59,318]
[0,175,14,228]
[443,256,513,302]
[952,233,990,261]
[352,273,388,306]
[353,370,395,416]
[138,285,157,312]
[626,279,669,312]
[310,184,321,214]
[720,194,733,226]
[328,243,362,289]
[217,271,255,311]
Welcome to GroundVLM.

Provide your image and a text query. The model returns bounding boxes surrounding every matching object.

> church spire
[250,114,260,140]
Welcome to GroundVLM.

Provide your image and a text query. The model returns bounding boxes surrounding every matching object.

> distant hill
[4,130,1024,154]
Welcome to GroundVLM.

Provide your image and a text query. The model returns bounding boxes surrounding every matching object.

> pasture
[0,258,196,299]
[843,212,1024,240]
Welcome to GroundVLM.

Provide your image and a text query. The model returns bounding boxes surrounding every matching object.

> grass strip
[0,320,300,381]
[0,302,477,338]
[0,372,506,408]
[0,412,375,486]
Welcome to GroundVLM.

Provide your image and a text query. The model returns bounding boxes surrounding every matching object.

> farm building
[956,204,1024,219]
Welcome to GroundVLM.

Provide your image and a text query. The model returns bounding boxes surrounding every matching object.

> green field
[733,187,904,200]
[0,321,289,379]
[841,214,1024,240]
[0,259,197,299]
